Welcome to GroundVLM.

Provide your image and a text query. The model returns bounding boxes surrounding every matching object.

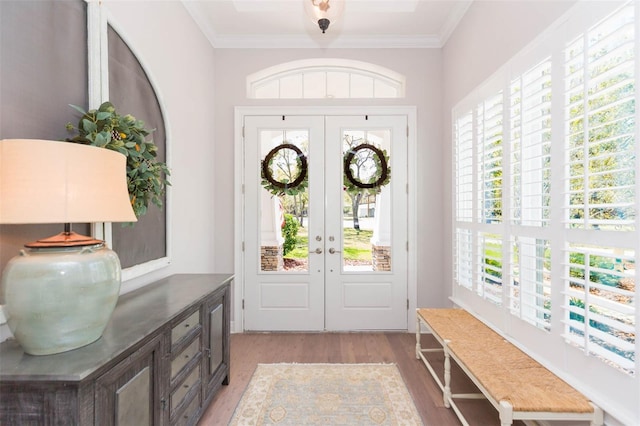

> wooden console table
[0,273,233,425]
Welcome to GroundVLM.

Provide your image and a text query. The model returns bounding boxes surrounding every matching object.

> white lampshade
[304,0,345,33]
[0,139,137,225]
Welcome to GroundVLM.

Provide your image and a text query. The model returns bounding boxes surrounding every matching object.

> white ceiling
[183,0,472,49]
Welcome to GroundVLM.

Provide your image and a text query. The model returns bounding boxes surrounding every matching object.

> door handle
[313,248,323,254]
[328,248,341,254]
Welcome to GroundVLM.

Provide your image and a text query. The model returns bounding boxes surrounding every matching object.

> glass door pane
[259,129,309,272]
[342,129,392,272]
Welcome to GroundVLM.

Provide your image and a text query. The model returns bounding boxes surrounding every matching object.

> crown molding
[438,0,473,46]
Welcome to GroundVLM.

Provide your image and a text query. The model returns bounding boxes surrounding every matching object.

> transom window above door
[246,59,406,99]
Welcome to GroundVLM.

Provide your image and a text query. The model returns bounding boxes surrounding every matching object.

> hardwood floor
[198,332,516,425]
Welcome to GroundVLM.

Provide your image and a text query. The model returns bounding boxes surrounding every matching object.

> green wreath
[261,143,308,197]
[343,143,391,194]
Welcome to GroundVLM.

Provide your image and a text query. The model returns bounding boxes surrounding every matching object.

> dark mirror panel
[108,25,168,269]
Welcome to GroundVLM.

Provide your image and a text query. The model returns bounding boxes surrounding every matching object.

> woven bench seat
[416,308,604,426]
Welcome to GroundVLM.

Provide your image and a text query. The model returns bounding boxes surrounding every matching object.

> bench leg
[591,402,604,426]
[443,339,452,408]
[499,401,513,426]
[415,311,422,359]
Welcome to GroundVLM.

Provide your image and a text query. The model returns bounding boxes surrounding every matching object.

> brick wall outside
[261,245,283,271]
[372,244,391,271]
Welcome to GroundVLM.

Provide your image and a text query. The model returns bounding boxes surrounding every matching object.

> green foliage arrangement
[65,101,170,219]
[281,214,299,256]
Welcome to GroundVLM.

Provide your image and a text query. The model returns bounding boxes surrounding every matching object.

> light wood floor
[198,332,519,425]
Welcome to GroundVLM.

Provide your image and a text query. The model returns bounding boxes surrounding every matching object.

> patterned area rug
[229,363,423,425]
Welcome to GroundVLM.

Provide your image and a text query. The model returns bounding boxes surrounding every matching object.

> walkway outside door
[243,114,408,331]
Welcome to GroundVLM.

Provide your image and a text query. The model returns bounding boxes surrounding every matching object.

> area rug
[229,363,423,425]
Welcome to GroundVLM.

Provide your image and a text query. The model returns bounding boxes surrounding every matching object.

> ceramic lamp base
[1,243,121,355]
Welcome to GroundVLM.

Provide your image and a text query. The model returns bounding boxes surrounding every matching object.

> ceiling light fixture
[304,0,345,34]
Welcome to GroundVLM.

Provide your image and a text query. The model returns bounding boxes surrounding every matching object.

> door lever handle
[313,248,323,254]
[328,247,341,254]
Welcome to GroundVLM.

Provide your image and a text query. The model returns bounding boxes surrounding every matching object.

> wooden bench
[415,308,604,426]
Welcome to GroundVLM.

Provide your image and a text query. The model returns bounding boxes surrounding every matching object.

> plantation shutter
[454,111,474,289]
[476,93,504,224]
[565,5,635,231]
[562,3,636,374]
[510,236,551,330]
[478,232,503,305]
[508,58,553,330]
[565,244,636,372]
[455,111,474,222]
[510,58,552,227]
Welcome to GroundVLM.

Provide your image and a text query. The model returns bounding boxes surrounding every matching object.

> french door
[243,114,408,331]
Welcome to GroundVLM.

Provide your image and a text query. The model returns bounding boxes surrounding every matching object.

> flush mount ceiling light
[304,0,345,34]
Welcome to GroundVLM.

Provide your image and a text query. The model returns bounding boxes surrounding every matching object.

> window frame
[87,3,171,284]
[246,59,406,99]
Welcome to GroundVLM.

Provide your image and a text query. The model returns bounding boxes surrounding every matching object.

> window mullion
[550,39,567,337]
[501,87,511,314]
[581,33,591,231]
[472,107,479,294]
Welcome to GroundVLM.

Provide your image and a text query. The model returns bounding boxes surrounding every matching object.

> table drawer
[171,338,200,380]
[173,392,200,426]
[171,310,200,345]
[171,364,201,412]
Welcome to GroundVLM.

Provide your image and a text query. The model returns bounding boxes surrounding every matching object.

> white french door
[243,114,408,331]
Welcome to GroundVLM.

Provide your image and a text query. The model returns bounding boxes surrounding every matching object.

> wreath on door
[343,143,391,194]
[261,143,308,197]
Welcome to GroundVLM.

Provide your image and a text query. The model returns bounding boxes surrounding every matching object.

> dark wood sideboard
[0,273,233,425]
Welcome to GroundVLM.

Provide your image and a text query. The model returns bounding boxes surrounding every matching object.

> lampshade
[304,0,345,33]
[0,139,137,224]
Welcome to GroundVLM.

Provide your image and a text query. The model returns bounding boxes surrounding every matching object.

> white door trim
[233,106,418,333]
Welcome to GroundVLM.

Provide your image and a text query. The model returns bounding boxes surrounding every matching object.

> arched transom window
[247,59,406,99]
